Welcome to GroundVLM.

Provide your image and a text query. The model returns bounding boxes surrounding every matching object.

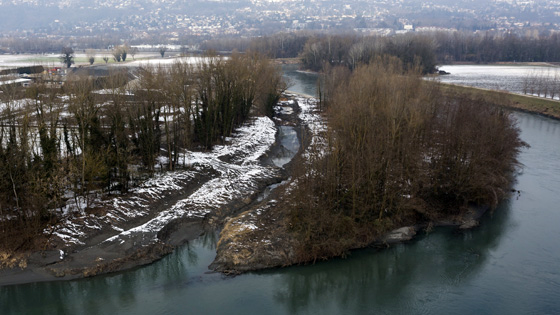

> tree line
[5,30,560,65]
[296,32,560,73]
[0,52,285,251]
[288,57,525,262]
[521,69,560,99]
[5,31,560,67]
[200,32,312,59]
[299,33,437,73]
[0,36,123,54]
[434,31,560,63]
[201,31,560,73]
[0,34,200,54]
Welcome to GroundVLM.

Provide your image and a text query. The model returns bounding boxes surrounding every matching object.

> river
[2,64,560,314]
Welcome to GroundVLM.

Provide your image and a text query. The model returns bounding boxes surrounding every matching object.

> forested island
[0,32,539,281]
[211,57,526,271]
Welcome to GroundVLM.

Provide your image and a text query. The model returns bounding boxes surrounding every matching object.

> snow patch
[99,116,279,245]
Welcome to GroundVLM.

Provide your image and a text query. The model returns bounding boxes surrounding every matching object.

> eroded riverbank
[0,89,518,285]
[0,102,296,285]
[209,91,499,274]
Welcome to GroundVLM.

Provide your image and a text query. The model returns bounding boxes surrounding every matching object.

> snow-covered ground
[289,94,326,160]
[113,56,214,68]
[0,53,61,68]
[0,52,164,68]
[212,95,323,266]
[0,98,31,113]
[49,116,280,247]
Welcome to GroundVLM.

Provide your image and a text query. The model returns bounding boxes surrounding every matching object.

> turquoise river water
[1,65,560,315]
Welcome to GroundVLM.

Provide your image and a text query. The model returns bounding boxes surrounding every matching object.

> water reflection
[517,111,559,136]
[281,64,318,97]
[0,232,220,315]
[270,201,511,314]
[199,230,218,250]
[272,126,300,167]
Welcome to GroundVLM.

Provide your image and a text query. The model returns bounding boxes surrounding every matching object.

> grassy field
[440,82,560,120]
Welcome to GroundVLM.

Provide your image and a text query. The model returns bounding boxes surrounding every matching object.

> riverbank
[439,82,560,120]
[0,108,293,286]
[284,60,560,121]
[210,62,527,274]
[209,91,499,274]
[439,61,560,67]
[0,81,530,285]
[210,93,319,273]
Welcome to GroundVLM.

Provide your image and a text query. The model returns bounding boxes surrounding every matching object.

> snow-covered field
[0,53,210,69]
[112,56,214,68]
[0,53,88,68]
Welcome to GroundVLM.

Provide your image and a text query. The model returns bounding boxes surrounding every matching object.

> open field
[0,52,176,69]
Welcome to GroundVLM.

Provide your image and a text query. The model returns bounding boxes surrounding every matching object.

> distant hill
[1,0,559,37]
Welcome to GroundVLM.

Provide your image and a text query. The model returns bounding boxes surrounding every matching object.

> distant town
[1,0,560,45]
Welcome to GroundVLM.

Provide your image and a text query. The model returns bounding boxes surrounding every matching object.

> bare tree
[130,46,139,60]
[65,76,107,209]
[180,45,188,57]
[289,57,525,261]
[547,69,559,100]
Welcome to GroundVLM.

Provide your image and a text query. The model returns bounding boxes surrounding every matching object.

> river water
[2,64,560,314]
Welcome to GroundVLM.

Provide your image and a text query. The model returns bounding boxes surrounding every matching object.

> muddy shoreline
[0,92,500,286]
[208,94,499,274]
[209,183,492,274]
[0,100,297,286]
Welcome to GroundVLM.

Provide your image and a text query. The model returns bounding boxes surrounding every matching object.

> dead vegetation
[0,251,27,269]
[0,51,286,258]
[288,56,526,262]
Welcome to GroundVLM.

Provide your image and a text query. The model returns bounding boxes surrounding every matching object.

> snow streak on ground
[50,116,279,247]
[220,95,323,250]
[0,98,31,113]
[289,94,326,160]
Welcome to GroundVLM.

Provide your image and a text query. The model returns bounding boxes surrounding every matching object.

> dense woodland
[201,31,560,72]
[288,57,525,261]
[4,30,560,66]
[0,52,285,251]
